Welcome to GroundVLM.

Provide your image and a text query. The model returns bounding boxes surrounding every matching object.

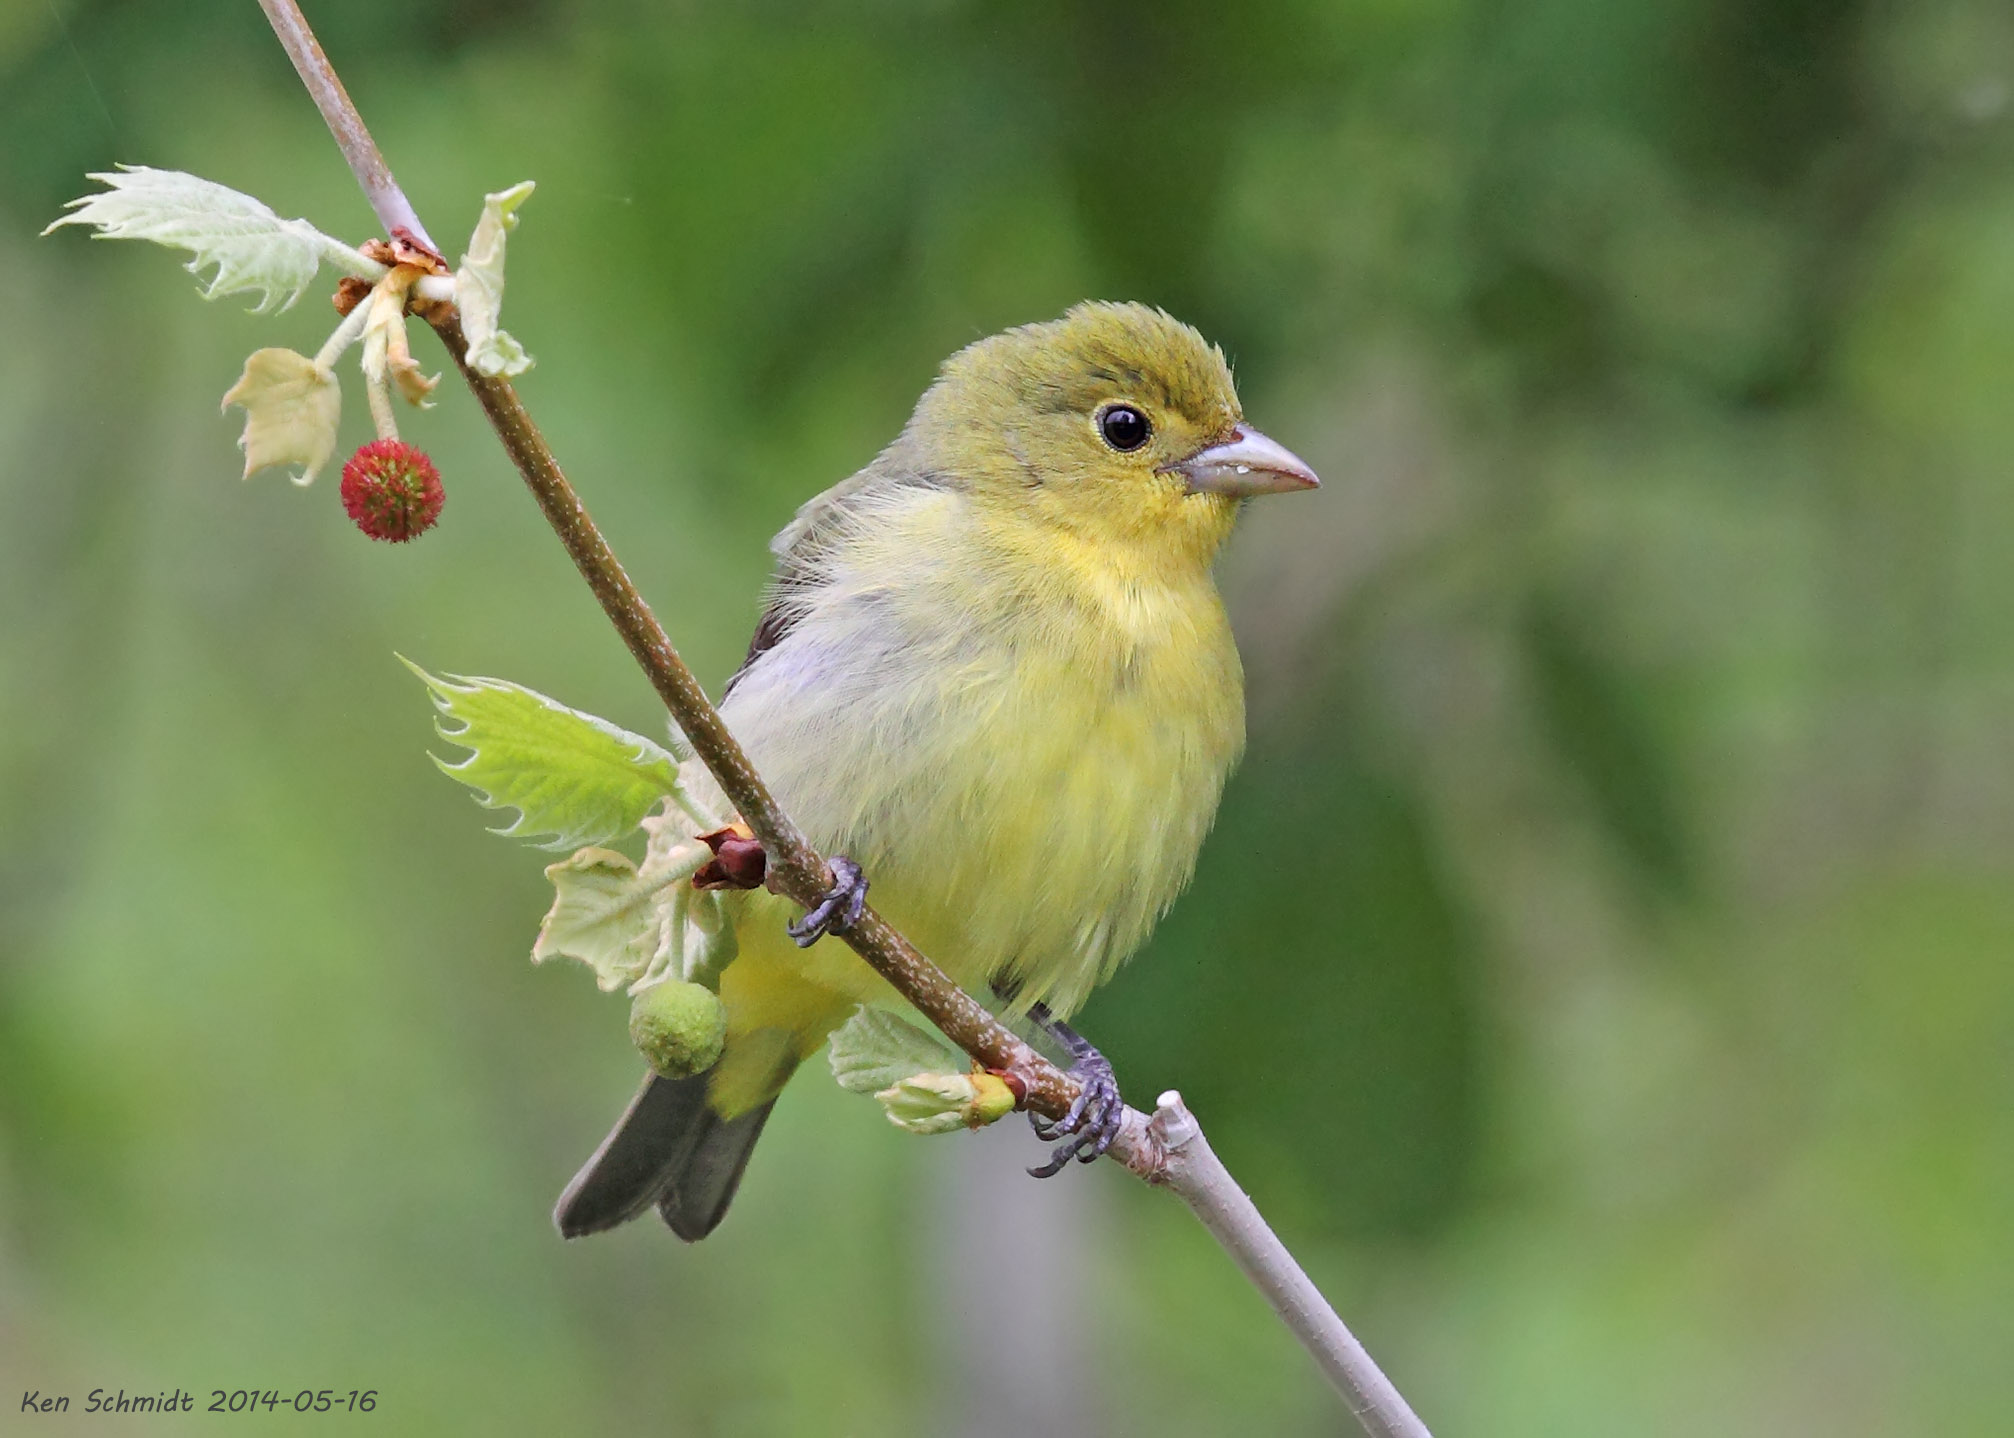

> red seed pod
[339,439,443,542]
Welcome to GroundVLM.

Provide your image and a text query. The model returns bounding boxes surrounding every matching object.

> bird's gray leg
[787,855,868,947]
[1022,1003,1123,1178]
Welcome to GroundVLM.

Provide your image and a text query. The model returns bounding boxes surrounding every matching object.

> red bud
[692,827,767,890]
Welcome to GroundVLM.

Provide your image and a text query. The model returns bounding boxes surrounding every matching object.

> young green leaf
[534,847,671,991]
[220,348,342,485]
[456,181,536,377]
[875,1071,1018,1135]
[405,658,692,850]
[44,166,381,313]
[828,1007,961,1096]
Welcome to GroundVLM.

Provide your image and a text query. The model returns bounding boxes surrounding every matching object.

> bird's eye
[1098,404,1151,453]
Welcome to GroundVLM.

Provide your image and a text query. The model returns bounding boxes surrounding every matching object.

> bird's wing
[722,600,797,698]
[723,456,949,696]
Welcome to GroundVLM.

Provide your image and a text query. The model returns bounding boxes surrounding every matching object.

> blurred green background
[3,0,2011,1433]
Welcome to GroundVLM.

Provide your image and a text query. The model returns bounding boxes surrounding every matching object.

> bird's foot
[1024,1004,1124,1177]
[787,855,868,947]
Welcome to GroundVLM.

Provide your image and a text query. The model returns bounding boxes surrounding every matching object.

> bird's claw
[1024,1005,1124,1178]
[787,855,868,947]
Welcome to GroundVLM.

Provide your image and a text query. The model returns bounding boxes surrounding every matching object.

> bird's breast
[719,513,1245,1017]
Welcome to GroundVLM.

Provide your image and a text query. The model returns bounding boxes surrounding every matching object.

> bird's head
[904,302,1317,567]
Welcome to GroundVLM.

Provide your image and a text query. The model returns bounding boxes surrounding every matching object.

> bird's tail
[553,1064,789,1242]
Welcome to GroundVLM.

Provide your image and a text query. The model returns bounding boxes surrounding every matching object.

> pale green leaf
[456,181,536,377]
[641,796,728,861]
[533,848,668,991]
[875,1072,1017,1135]
[44,165,380,313]
[466,327,532,378]
[219,348,341,486]
[405,657,690,850]
[828,1007,960,1095]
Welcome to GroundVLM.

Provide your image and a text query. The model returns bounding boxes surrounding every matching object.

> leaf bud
[874,1071,1018,1135]
[693,825,767,890]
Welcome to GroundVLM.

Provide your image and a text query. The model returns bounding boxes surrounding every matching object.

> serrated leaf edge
[44,164,383,314]
[401,655,695,849]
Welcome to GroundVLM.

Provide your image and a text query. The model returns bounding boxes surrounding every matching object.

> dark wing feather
[553,1071,712,1238]
[722,454,953,698]
[722,600,798,698]
[553,1070,782,1242]
[656,1100,778,1241]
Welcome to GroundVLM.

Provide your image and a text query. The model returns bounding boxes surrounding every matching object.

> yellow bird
[557,302,1318,1239]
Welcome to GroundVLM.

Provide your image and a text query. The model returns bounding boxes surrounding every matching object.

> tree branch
[1152,1092,1427,1434]
[252,4,1431,1433]
[254,0,437,252]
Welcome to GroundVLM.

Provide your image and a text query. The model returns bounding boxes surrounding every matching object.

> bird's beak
[1166,423,1320,497]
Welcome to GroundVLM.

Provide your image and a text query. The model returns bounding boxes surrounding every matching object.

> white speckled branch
[252,4,1431,1431]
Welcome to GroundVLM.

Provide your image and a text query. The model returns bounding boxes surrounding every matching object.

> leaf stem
[312,298,369,371]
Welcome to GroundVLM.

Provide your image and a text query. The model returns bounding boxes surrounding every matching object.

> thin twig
[1153,1093,1427,1435]
[255,0,437,252]
[251,4,1431,1432]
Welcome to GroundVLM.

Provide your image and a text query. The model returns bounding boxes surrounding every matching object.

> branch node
[1153,1089,1201,1151]
[987,1067,1030,1108]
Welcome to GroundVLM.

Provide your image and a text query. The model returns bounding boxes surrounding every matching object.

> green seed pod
[629,980,727,1079]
